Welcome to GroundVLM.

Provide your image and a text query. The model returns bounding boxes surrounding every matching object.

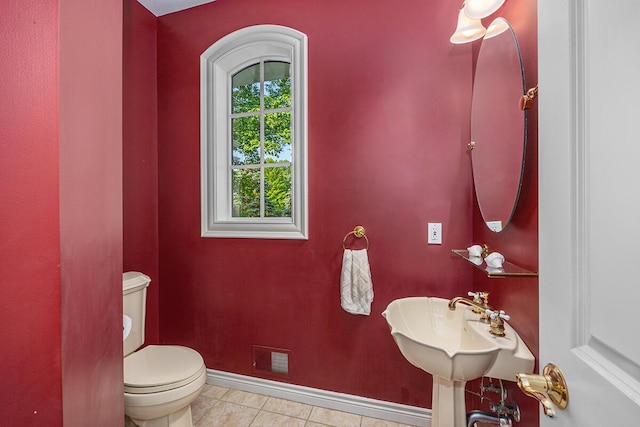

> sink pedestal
[431,377,467,427]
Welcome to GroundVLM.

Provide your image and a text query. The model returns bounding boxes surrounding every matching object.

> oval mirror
[470,18,526,233]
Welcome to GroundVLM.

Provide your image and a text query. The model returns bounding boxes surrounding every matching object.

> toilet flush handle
[123,315,132,340]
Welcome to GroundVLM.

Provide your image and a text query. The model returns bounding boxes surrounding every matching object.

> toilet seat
[124,345,205,394]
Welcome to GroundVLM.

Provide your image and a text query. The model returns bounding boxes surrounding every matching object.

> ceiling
[137,0,216,16]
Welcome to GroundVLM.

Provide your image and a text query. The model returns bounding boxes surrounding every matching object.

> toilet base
[127,405,193,427]
[124,365,206,427]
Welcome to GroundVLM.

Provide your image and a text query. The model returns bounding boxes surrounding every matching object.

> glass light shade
[484,17,510,39]
[464,0,506,20]
[450,8,486,44]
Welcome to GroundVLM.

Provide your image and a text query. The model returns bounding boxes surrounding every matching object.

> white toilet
[123,272,206,427]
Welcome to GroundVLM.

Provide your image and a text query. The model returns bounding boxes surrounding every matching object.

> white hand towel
[340,249,374,315]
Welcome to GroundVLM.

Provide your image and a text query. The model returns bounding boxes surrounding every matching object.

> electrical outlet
[428,222,442,244]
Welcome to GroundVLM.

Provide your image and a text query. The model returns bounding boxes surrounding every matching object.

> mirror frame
[470,18,527,233]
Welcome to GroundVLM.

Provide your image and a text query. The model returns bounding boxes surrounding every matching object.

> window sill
[201,221,307,240]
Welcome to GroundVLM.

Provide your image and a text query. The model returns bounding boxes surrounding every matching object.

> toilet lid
[124,345,205,394]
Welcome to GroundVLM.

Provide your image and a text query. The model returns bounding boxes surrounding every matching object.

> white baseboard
[206,369,431,427]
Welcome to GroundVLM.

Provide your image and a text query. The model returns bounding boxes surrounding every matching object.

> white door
[538,0,640,425]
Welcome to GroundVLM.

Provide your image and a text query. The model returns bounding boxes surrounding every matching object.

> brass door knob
[516,363,569,418]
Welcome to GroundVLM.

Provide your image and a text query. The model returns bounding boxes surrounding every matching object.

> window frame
[201,25,308,239]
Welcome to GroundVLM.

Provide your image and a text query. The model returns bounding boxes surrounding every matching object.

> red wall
[0,1,63,423]
[470,1,539,426]
[1,1,125,425]
[123,0,161,345]
[156,0,474,408]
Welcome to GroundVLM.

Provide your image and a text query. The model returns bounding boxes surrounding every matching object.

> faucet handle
[468,291,490,315]
[468,291,489,301]
[485,309,509,336]
[487,309,510,321]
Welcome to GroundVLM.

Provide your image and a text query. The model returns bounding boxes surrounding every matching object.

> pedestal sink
[382,297,534,427]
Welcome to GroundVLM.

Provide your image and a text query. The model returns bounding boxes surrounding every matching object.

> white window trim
[201,25,308,239]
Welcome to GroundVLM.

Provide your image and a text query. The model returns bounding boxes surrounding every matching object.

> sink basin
[382,297,534,427]
[382,297,534,382]
[382,297,497,381]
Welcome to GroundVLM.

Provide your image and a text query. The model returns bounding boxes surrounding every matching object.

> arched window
[201,25,308,239]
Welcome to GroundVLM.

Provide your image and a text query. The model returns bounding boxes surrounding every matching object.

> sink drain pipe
[467,410,513,427]
[466,377,521,426]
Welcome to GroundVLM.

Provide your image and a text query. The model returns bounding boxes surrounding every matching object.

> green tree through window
[231,61,292,218]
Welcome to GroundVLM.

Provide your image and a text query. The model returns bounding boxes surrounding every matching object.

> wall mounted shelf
[452,249,538,278]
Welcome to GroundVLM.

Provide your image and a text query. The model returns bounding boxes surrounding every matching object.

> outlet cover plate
[428,222,442,244]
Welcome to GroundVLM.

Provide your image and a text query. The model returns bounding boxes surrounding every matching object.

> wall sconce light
[450,0,508,44]
[450,6,486,44]
[464,0,506,20]
[484,16,510,39]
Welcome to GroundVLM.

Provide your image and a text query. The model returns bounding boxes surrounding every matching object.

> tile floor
[190,384,419,427]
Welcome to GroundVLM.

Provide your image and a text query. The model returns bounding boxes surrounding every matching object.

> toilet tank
[123,271,151,357]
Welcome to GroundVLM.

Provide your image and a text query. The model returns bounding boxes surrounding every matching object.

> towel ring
[342,226,369,250]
